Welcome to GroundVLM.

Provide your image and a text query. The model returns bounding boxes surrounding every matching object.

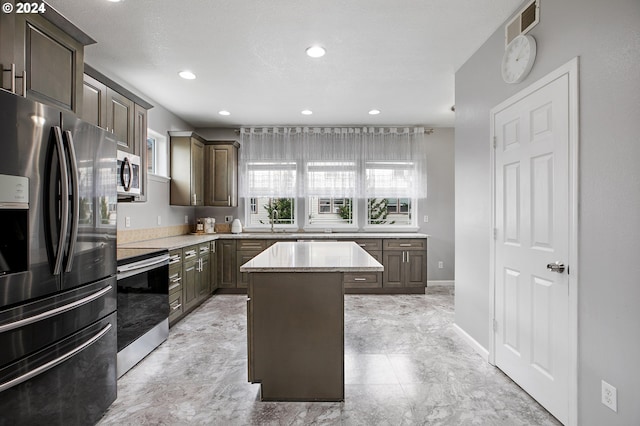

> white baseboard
[453,323,489,362]
[427,280,455,286]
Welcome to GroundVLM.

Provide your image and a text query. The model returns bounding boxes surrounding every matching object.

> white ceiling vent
[505,0,540,46]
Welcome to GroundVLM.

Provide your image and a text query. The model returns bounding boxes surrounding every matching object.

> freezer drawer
[0,312,117,425]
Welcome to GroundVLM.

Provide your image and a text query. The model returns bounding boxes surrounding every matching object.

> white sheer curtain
[239,127,428,199]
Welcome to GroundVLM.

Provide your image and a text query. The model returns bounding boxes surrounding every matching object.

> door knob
[546,261,566,273]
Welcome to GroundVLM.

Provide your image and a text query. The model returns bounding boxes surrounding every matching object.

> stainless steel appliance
[117,150,141,198]
[116,248,169,377]
[0,90,117,424]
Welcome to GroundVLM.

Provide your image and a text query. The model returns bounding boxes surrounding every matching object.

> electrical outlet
[125,216,131,228]
[601,380,617,412]
[424,215,429,223]
[157,216,162,225]
[438,261,444,269]
[184,215,189,224]
[225,215,233,223]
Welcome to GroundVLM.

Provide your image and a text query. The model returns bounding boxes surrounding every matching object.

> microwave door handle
[52,127,69,276]
[63,130,79,272]
[121,157,132,192]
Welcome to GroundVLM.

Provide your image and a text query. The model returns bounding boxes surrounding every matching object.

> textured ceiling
[47,0,522,128]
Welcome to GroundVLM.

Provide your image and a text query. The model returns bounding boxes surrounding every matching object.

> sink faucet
[270,209,278,233]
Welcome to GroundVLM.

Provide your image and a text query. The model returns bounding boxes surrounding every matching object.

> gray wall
[195,127,455,281]
[454,1,640,424]
[111,78,196,230]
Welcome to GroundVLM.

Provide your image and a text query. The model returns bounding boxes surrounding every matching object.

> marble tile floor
[98,287,561,425]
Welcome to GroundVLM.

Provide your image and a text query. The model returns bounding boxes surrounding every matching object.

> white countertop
[119,232,428,250]
[239,241,384,273]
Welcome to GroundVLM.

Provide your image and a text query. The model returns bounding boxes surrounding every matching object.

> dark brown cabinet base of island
[247,272,344,401]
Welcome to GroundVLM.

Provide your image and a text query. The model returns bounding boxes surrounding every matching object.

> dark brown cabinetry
[0,4,94,111]
[382,239,427,289]
[81,67,152,202]
[204,141,239,207]
[197,243,211,297]
[237,240,273,289]
[216,240,236,288]
[344,239,383,291]
[168,249,184,326]
[169,131,205,206]
[182,245,199,312]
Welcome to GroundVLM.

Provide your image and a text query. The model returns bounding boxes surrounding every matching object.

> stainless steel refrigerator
[0,89,118,424]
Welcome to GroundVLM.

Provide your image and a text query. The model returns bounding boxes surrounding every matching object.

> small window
[147,129,168,177]
[246,197,296,227]
[308,197,353,226]
[250,198,257,214]
[367,198,413,226]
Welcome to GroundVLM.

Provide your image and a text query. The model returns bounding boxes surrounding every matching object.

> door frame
[489,57,579,426]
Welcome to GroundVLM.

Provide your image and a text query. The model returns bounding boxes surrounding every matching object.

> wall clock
[501,34,537,84]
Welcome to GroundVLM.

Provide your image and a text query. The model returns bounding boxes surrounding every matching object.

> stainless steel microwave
[117,150,141,197]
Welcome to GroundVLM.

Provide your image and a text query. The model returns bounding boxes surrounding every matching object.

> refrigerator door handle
[63,130,79,272]
[52,126,69,276]
[0,323,112,393]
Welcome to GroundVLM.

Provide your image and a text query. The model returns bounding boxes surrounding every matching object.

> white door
[493,74,570,424]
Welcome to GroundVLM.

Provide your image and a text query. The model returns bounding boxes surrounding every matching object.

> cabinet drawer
[352,239,382,252]
[169,249,183,267]
[168,269,182,295]
[169,292,183,323]
[383,239,426,251]
[237,239,270,251]
[343,272,381,288]
[183,245,199,261]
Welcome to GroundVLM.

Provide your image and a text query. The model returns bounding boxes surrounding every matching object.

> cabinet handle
[406,251,410,263]
[185,250,197,258]
[169,255,181,264]
[169,282,181,292]
[170,276,182,284]
[15,70,26,97]
[402,251,406,263]
[354,277,367,281]
[228,195,231,206]
[170,302,182,311]
[1,63,15,93]
[399,243,412,247]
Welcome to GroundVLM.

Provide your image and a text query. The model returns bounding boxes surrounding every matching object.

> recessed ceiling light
[218,110,231,116]
[305,46,326,58]
[301,109,313,115]
[178,70,196,80]
[368,109,381,115]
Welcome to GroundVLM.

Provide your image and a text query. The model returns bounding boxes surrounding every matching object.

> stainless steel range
[116,247,170,377]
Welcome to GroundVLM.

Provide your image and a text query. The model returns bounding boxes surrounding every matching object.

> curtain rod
[235,127,434,135]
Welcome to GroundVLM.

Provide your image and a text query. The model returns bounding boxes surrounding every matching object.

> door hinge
[493,319,498,332]
[493,228,497,240]
[493,136,497,149]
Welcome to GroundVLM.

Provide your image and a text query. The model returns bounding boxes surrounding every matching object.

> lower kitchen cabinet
[169,242,214,327]
[168,249,183,325]
[344,239,383,291]
[237,240,273,289]
[217,240,236,288]
[382,239,427,289]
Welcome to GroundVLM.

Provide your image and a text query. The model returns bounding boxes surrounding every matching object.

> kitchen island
[240,241,383,401]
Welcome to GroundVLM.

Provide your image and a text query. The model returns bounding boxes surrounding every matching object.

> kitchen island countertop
[240,241,384,273]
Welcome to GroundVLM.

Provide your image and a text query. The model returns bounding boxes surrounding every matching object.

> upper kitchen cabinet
[81,65,153,202]
[0,1,95,112]
[170,131,205,206]
[204,141,239,207]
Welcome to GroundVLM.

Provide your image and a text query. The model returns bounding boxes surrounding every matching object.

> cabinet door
[237,250,262,289]
[405,250,427,288]
[81,74,107,127]
[382,251,404,288]
[210,242,218,292]
[134,104,148,201]
[198,244,210,298]
[0,5,15,90]
[191,139,204,205]
[217,240,236,288]
[183,248,199,311]
[16,15,84,111]
[106,89,135,152]
[205,143,238,206]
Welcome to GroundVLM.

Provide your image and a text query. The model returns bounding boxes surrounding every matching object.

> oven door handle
[0,323,112,393]
[0,286,113,334]
[116,255,170,280]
